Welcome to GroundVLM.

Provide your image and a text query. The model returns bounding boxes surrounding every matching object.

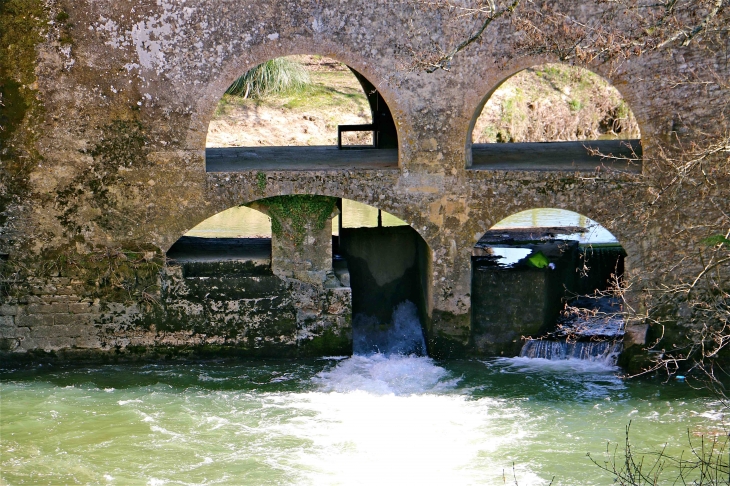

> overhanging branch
[420,0,521,73]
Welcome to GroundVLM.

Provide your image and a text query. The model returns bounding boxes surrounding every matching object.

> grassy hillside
[473,64,640,143]
[207,56,371,147]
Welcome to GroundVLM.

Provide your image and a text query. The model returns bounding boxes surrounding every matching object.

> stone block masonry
[0,0,727,367]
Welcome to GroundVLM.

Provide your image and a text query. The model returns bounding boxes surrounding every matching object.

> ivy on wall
[259,195,338,246]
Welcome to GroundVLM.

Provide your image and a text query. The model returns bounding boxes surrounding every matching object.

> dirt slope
[206,56,371,148]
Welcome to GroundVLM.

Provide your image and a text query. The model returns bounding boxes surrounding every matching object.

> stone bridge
[1,0,727,364]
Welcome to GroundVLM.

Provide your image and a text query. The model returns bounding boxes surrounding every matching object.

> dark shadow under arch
[166,204,273,277]
[165,196,433,355]
[470,208,627,357]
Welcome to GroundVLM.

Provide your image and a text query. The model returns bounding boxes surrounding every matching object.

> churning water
[352,301,427,356]
[1,312,725,485]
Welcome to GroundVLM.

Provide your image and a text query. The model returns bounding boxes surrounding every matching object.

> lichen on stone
[56,119,148,235]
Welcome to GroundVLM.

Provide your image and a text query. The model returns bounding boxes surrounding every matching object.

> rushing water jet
[352,300,427,356]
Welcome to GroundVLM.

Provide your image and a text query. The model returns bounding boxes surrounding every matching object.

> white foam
[296,353,543,483]
[313,354,458,396]
[277,383,535,485]
[197,373,226,382]
[118,399,143,405]
[495,356,620,374]
[204,416,229,430]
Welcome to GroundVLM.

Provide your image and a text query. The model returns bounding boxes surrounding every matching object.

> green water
[0,356,724,485]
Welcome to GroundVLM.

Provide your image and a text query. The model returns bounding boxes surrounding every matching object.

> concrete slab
[206,146,399,172]
[470,139,642,173]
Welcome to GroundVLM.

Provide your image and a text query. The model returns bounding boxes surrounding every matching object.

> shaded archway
[205,55,398,172]
[165,196,431,356]
[167,205,273,272]
[335,199,431,355]
[471,208,626,358]
[467,64,642,172]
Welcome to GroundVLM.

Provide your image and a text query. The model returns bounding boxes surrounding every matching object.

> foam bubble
[313,354,458,395]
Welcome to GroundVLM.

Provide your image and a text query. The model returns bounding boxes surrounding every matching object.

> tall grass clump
[226,58,310,99]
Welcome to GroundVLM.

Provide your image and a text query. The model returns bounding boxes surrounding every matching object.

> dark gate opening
[336,202,431,356]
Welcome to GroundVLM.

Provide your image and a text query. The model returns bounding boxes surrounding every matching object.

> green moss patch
[0,0,47,226]
[298,327,351,357]
[257,195,337,246]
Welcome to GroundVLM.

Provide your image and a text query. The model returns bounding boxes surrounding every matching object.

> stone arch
[470,207,630,357]
[164,194,434,356]
[166,204,273,268]
[188,45,403,168]
[477,202,641,281]
[465,62,644,172]
[163,192,436,290]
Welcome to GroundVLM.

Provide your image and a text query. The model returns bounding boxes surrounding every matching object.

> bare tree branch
[408,0,521,73]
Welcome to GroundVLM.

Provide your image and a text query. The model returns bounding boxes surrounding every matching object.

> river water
[1,355,724,485]
[2,208,721,484]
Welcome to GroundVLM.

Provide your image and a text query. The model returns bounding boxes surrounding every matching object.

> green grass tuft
[226,58,311,99]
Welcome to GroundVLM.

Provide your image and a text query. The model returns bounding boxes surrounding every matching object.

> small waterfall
[520,340,623,363]
[352,300,427,356]
[518,296,624,365]
[314,301,450,397]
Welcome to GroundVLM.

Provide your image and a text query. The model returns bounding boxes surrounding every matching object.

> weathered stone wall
[0,259,352,357]
[163,261,351,357]
[1,0,728,363]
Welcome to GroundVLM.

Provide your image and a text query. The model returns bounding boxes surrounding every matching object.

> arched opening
[165,197,430,357]
[335,199,431,356]
[167,205,273,272]
[471,208,626,362]
[205,55,398,172]
[468,64,642,172]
